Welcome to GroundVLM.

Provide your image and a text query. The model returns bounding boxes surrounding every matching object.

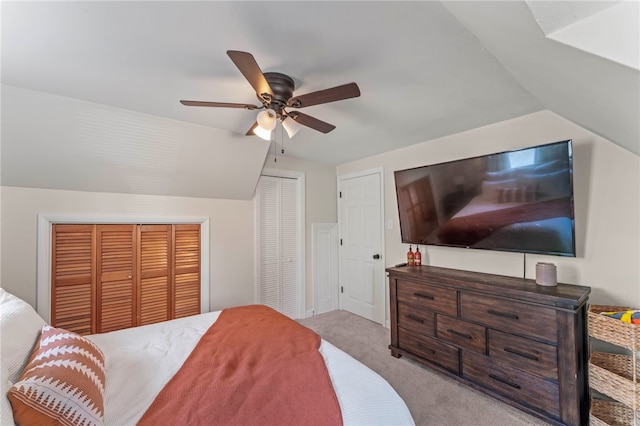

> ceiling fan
[180,50,361,140]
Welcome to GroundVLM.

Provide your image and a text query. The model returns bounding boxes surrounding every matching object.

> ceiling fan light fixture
[256,108,277,131]
[253,125,272,141]
[282,116,302,138]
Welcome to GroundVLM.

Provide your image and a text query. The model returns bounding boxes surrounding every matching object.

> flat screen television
[394,140,576,257]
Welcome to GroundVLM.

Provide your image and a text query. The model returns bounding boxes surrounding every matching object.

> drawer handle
[447,329,473,340]
[413,292,434,300]
[487,309,519,320]
[504,347,539,361]
[416,342,435,354]
[489,374,521,389]
[407,314,425,324]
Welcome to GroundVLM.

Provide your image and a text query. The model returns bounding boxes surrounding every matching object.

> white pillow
[485,168,516,181]
[0,288,46,383]
[1,363,15,426]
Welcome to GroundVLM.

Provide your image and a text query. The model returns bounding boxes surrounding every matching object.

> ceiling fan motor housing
[262,72,295,115]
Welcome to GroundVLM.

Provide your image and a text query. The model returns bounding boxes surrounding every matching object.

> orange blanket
[138,305,343,426]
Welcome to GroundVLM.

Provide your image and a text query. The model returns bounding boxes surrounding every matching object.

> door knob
[373,254,380,260]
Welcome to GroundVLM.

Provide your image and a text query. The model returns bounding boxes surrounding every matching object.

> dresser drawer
[488,329,558,381]
[398,302,435,336]
[460,292,557,343]
[462,351,560,419]
[399,327,459,374]
[436,314,486,354]
[397,279,457,315]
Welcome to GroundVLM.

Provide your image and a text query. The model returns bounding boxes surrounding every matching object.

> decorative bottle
[415,246,422,266]
[407,245,415,266]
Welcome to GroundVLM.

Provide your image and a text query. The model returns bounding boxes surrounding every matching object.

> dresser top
[387,265,590,309]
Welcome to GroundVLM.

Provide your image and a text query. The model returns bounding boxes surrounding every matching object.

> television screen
[394,140,576,257]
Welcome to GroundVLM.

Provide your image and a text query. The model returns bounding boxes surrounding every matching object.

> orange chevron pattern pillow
[8,325,106,426]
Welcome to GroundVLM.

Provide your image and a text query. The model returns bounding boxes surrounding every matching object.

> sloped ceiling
[443,1,639,156]
[1,1,638,200]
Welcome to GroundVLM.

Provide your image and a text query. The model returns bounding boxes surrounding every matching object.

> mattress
[86,311,414,425]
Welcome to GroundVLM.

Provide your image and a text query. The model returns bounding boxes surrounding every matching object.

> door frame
[337,167,385,324]
[255,168,306,319]
[36,214,210,323]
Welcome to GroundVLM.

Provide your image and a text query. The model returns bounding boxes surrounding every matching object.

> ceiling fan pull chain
[281,122,285,156]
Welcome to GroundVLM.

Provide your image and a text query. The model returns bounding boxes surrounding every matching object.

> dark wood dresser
[387,265,591,426]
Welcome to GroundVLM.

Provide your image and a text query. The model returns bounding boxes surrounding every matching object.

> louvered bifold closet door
[258,177,281,312]
[97,224,137,333]
[138,225,172,326]
[279,179,299,318]
[173,224,201,318]
[257,176,299,319]
[51,224,96,335]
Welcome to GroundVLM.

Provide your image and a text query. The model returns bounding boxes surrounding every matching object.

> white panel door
[339,170,384,324]
[313,223,339,315]
[256,176,300,319]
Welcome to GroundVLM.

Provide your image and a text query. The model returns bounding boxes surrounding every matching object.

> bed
[435,160,575,254]
[1,288,414,425]
[436,195,574,253]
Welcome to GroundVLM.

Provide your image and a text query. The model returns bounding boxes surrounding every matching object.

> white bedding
[452,194,528,218]
[86,311,415,426]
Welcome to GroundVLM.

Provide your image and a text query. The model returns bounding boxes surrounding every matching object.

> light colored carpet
[299,309,551,426]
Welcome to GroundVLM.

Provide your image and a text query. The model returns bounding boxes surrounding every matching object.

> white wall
[2,85,270,200]
[337,110,640,307]
[0,187,255,311]
[262,154,337,312]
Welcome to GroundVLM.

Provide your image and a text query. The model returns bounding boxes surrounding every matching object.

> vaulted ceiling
[2,1,638,199]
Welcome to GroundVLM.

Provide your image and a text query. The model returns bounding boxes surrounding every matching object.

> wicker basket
[588,305,639,351]
[590,352,639,408]
[588,304,639,425]
[590,400,637,426]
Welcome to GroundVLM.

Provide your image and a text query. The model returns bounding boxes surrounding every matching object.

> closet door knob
[128,275,132,279]
[373,254,380,260]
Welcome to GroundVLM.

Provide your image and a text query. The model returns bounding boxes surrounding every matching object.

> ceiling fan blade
[180,100,260,110]
[289,111,336,134]
[227,50,273,100]
[287,82,360,109]
[246,122,259,136]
